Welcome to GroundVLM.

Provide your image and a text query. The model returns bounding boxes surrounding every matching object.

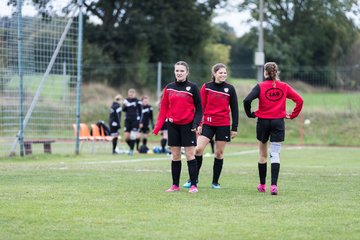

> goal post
[0,1,82,157]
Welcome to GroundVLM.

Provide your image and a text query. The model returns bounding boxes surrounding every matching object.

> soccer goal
[0,3,82,157]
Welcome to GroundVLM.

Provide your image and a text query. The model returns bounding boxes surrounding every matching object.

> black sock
[271,163,280,186]
[171,160,182,186]
[212,158,223,184]
[161,139,167,152]
[210,139,214,153]
[126,139,131,148]
[195,155,203,180]
[258,162,267,185]
[112,137,118,152]
[136,138,140,150]
[142,138,147,146]
[187,159,198,186]
[129,140,136,151]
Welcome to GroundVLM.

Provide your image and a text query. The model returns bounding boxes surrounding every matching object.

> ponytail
[264,62,280,87]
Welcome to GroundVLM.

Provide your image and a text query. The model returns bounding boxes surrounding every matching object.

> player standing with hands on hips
[153,61,202,193]
[243,62,303,195]
[183,63,239,189]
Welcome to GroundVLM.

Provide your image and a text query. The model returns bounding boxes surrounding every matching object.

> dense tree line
[236,0,360,88]
[7,0,360,89]
[71,0,226,87]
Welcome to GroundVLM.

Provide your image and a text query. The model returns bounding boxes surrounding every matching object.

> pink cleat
[166,185,180,192]
[270,185,278,195]
[189,185,198,193]
[257,184,266,192]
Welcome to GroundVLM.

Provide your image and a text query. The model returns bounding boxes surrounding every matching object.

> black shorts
[256,118,285,143]
[161,121,168,131]
[201,124,230,142]
[110,122,120,136]
[110,126,119,133]
[140,126,150,134]
[124,119,140,133]
[168,122,197,147]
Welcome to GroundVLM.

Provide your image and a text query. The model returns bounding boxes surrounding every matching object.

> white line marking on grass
[81,149,259,165]
[223,149,258,156]
[82,156,171,165]
[79,146,326,165]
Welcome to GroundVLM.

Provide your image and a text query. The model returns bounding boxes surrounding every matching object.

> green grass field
[1,145,359,239]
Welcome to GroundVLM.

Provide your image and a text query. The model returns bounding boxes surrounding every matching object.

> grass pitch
[0,145,359,239]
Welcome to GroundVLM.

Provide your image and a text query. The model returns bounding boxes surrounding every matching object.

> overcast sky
[212,0,254,37]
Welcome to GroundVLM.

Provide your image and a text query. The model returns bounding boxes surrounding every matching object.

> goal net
[0,6,79,157]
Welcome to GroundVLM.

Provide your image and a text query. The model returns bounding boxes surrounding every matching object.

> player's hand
[197,126,202,134]
[231,131,237,139]
[153,127,159,135]
[285,114,291,119]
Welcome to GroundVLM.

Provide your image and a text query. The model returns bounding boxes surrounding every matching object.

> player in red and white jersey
[243,62,303,195]
[184,63,239,189]
[153,61,202,193]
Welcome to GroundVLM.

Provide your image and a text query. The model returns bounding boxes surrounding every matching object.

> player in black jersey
[109,94,123,154]
[139,96,154,151]
[122,88,143,155]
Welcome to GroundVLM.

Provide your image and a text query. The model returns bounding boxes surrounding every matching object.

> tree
[8,0,225,87]
[74,0,224,86]
[238,0,360,86]
[229,28,258,78]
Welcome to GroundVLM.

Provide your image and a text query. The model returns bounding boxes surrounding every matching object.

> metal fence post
[75,0,83,154]
[256,0,264,82]
[156,61,162,102]
[17,0,24,157]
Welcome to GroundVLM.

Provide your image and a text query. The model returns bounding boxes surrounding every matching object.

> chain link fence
[0,12,79,158]
[1,8,360,158]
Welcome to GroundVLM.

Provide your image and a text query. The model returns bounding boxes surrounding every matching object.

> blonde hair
[115,94,123,101]
[128,88,136,94]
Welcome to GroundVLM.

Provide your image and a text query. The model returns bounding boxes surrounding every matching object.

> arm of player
[286,85,304,119]
[191,84,203,131]
[229,85,239,132]
[153,88,169,135]
[243,84,260,118]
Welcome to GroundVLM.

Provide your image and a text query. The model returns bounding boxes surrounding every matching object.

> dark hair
[211,63,227,82]
[264,62,279,80]
[174,61,190,73]
[264,62,280,87]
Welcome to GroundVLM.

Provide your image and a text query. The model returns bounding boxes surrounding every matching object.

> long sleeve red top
[200,81,239,131]
[153,80,202,135]
[243,79,303,119]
